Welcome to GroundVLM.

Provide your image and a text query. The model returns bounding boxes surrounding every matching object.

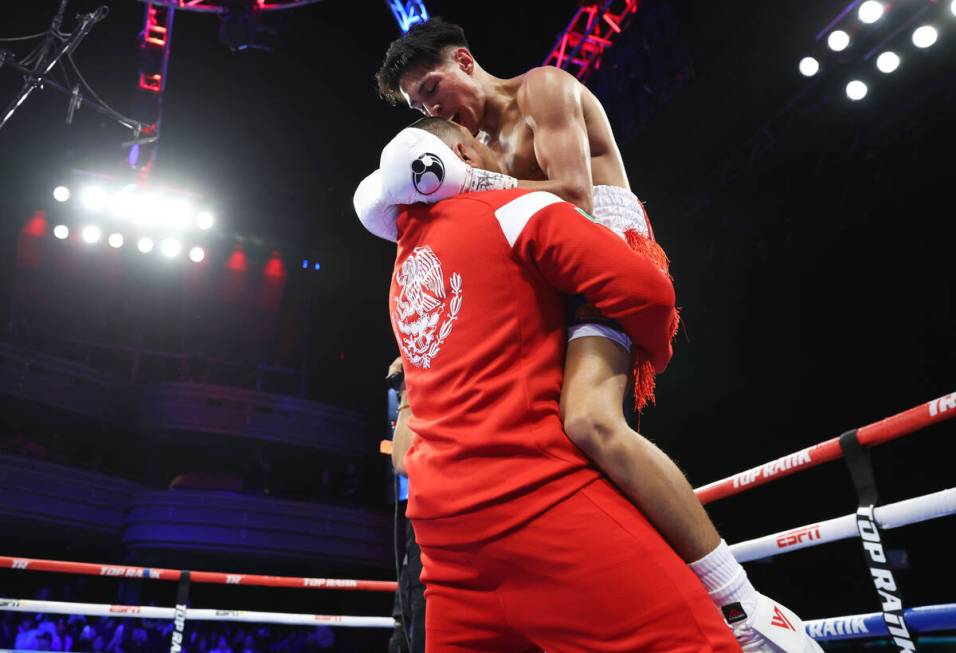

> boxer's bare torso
[480,67,630,191]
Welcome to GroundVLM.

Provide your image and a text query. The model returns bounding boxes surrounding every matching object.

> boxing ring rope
[695,391,956,505]
[729,486,956,563]
[2,392,954,645]
[0,557,396,592]
[0,598,393,629]
[805,604,956,642]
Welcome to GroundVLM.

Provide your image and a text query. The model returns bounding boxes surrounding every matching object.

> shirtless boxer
[358,18,822,653]
[361,119,741,651]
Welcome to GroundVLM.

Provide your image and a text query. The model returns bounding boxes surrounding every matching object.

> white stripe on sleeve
[493,191,565,247]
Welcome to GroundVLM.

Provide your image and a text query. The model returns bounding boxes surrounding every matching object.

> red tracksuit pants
[418,478,742,652]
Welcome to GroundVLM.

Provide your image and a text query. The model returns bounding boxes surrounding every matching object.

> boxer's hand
[379,127,516,206]
[723,593,823,653]
[387,357,403,378]
[353,168,399,242]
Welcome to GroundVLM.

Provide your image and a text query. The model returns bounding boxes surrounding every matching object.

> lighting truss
[543,0,642,82]
[133,0,326,13]
[387,0,429,34]
[0,2,145,134]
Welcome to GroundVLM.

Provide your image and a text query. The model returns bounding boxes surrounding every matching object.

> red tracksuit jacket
[390,189,677,548]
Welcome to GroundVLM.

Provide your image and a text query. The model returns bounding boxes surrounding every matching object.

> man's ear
[453,142,473,165]
[452,47,474,74]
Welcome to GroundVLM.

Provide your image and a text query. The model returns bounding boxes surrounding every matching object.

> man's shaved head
[409,117,468,144]
[407,117,500,173]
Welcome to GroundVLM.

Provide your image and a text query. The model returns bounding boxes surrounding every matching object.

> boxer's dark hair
[409,117,464,144]
[376,18,470,106]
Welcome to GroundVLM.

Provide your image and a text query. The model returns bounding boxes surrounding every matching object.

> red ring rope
[0,556,396,592]
[694,391,955,504]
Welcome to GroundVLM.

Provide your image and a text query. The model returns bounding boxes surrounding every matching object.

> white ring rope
[0,598,394,629]
[730,486,956,563]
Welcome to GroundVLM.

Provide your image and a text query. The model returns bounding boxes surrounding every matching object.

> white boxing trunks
[567,185,653,351]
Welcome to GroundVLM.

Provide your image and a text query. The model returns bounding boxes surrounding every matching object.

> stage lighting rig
[135,0,325,11]
[218,0,275,52]
[0,1,145,136]
[796,0,952,103]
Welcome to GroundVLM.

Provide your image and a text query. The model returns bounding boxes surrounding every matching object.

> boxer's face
[399,48,483,136]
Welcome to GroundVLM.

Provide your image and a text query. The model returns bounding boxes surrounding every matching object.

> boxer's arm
[506,194,676,371]
[517,67,594,213]
[386,356,414,474]
[391,389,415,476]
[354,169,400,242]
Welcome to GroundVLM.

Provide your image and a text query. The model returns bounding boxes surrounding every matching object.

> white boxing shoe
[721,593,824,653]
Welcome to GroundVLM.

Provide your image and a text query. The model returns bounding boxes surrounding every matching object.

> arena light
[81,225,102,244]
[858,1,884,24]
[135,193,164,227]
[80,186,108,211]
[912,25,938,48]
[168,200,195,230]
[108,188,138,219]
[264,250,286,278]
[196,211,214,230]
[876,51,901,73]
[161,238,182,258]
[951,0,956,17]
[828,30,850,51]
[53,186,71,203]
[189,246,205,263]
[846,80,869,101]
[53,225,69,240]
[799,56,820,77]
[108,233,125,249]
[137,237,154,253]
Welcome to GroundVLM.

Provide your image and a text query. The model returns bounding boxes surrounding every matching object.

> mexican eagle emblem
[393,246,462,368]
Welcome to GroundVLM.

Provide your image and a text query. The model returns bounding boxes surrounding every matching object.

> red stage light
[226,245,248,272]
[264,250,286,278]
[23,211,47,237]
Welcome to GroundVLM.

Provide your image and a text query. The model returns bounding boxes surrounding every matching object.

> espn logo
[776,525,822,549]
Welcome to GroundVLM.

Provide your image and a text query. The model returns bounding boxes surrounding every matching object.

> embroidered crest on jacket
[393,246,462,368]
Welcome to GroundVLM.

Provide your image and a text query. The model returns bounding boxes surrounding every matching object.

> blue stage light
[388,0,429,34]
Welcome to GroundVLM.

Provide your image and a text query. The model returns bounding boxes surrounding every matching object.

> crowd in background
[0,612,336,653]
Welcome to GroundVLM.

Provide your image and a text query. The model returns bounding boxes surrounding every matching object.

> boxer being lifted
[359,18,822,652]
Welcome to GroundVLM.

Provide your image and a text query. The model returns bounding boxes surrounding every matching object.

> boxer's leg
[560,335,721,563]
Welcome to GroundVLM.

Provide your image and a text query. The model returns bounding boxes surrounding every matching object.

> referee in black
[387,356,425,653]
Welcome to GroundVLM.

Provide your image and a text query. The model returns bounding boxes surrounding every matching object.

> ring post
[840,430,916,653]
[169,570,190,653]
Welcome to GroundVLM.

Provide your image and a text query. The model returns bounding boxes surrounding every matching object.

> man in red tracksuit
[389,174,740,650]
